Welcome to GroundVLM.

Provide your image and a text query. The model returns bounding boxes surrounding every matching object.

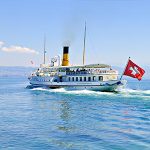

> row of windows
[68,76,103,82]
[33,78,51,82]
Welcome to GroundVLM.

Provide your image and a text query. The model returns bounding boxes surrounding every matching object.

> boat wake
[118,88,150,95]
[116,88,150,100]
[30,87,150,99]
[31,87,113,95]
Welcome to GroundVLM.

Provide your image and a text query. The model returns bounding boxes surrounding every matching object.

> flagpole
[83,22,86,65]
[120,57,130,80]
[43,35,46,64]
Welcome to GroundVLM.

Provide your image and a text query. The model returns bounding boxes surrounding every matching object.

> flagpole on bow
[120,57,130,80]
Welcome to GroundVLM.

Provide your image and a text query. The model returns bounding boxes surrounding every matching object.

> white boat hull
[29,79,126,92]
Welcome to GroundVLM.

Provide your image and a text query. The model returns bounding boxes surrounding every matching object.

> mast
[83,22,86,65]
[43,35,46,64]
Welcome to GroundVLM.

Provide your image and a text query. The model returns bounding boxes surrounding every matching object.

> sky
[0,0,150,67]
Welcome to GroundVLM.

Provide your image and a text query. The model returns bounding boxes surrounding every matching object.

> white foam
[31,87,113,96]
[63,90,113,96]
[142,90,150,94]
[31,87,49,91]
[118,88,150,95]
[30,87,150,99]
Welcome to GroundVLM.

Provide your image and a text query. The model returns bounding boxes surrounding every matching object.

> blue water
[0,76,150,150]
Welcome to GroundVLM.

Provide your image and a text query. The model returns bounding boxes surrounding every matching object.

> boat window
[84,77,86,81]
[93,76,96,81]
[76,77,78,81]
[60,76,62,82]
[72,77,74,81]
[99,76,103,81]
[88,77,91,81]
[80,77,82,81]
[54,79,57,82]
[68,77,70,81]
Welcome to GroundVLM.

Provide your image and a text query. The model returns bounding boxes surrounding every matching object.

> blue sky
[0,0,150,67]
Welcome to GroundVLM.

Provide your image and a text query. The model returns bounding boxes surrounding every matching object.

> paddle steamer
[28,25,126,91]
[28,45,125,91]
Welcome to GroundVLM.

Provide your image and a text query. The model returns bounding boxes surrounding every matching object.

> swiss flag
[123,59,145,81]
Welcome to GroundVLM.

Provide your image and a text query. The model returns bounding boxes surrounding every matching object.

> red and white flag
[123,58,145,81]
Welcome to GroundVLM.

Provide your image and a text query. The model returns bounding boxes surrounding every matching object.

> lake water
[0,76,150,150]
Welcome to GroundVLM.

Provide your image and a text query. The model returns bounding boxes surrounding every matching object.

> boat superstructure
[28,46,125,92]
[28,23,126,92]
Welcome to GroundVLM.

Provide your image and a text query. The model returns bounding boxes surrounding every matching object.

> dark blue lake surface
[0,76,150,150]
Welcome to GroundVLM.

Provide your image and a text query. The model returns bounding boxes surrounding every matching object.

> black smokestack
[63,46,69,54]
[62,46,69,66]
